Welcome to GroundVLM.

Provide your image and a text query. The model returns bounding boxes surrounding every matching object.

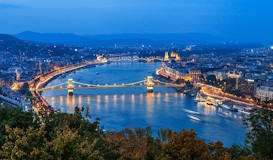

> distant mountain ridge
[15,31,226,47]
[0,34,22,42]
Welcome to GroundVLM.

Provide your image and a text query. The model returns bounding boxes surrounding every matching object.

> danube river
[42,62,246,146]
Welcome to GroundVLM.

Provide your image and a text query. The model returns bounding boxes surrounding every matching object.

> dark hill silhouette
[16,31,225,47]
[0,34,22,42]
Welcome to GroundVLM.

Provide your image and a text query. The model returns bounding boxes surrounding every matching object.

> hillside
[16,31,226,47]
[0,34,24,53]
[0,34,22,43]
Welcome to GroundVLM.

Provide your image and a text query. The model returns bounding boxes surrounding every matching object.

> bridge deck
[35,80,185,91]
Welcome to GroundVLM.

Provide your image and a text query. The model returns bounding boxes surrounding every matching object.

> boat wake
[188,115,200,121]
[183,109,200,115]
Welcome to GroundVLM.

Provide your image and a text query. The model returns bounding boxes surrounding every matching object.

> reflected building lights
[66,95,76,112]
[146,93,154,107]
[105,95,109,108]
[156,92,161,104]
[165,93,169,102]
[131,94,135,105]
[146,93,154,116]
[121,94,125,102]
[72,96,75,107]
[113,95,117,107]
[197,102,216,115]
[66,95,70,107]
[121,95,125,109]
[97,95,101,110]
[174,93,178,98]
[51,97,55,107]
[105,95,109,102]
[78,95,82,107]
[59,96,63,106]
[59,96,63,111]
[139,94,144,104]
[131,94,135,111]
[87,96,91,106]
[156,92,161,98]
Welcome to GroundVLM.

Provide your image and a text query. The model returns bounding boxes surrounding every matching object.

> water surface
[42,62,246,146]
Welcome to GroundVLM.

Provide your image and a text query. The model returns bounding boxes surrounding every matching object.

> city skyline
[0,0,273,42]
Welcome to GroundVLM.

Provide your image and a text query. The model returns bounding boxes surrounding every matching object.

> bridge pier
[146,76,154,92]
[67,79,74,96]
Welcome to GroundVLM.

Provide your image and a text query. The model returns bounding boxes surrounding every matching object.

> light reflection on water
[42,62,246,146]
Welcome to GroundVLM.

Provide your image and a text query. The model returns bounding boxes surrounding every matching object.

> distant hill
[0,34,24,50]
[0,34,22,42]
[16,31,87,44]
[16,31,226,47]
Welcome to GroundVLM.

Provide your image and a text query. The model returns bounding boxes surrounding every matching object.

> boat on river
[220,104,238,112]
[188,115,200,121]
[238,109,251,115]
[183,109,200,115]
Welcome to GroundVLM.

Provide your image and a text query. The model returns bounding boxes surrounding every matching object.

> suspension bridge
[108,56,163,62]
[33,76,185,95]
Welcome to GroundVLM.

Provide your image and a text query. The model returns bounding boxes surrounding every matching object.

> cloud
[0,3,22,9]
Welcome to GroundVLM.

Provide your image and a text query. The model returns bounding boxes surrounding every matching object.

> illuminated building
[39,61,42,74]
[227,72,241,89]
[255,86,273,101]
[53,65,60,71]
[96,55,108,63]
[11,83,20,91]
[164,52,170,62]
[189,69,201,82]
[11,82,24,91]
[175,53,181,61]
[15,69,20,81]
[170,50,181,62]
[171,50,176,58]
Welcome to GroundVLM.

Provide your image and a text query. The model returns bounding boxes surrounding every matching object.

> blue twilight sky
[0,0,272,41]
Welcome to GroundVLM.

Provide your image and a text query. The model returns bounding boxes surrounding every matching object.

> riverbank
[156,66,259,108]
[198,83,259,108]
[30,60,106,113]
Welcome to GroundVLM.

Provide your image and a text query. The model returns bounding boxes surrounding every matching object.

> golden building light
[15,69,20,81]
[11,82,20,91]
[175,53,181,61]
[171,50,176,58]
[164,51,170,62]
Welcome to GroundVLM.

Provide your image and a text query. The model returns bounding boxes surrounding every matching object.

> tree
[0,106,118,160]
[229,144,255,160]
[244,107,273,159]
[5,105,273,159]
[0,107,34,146]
